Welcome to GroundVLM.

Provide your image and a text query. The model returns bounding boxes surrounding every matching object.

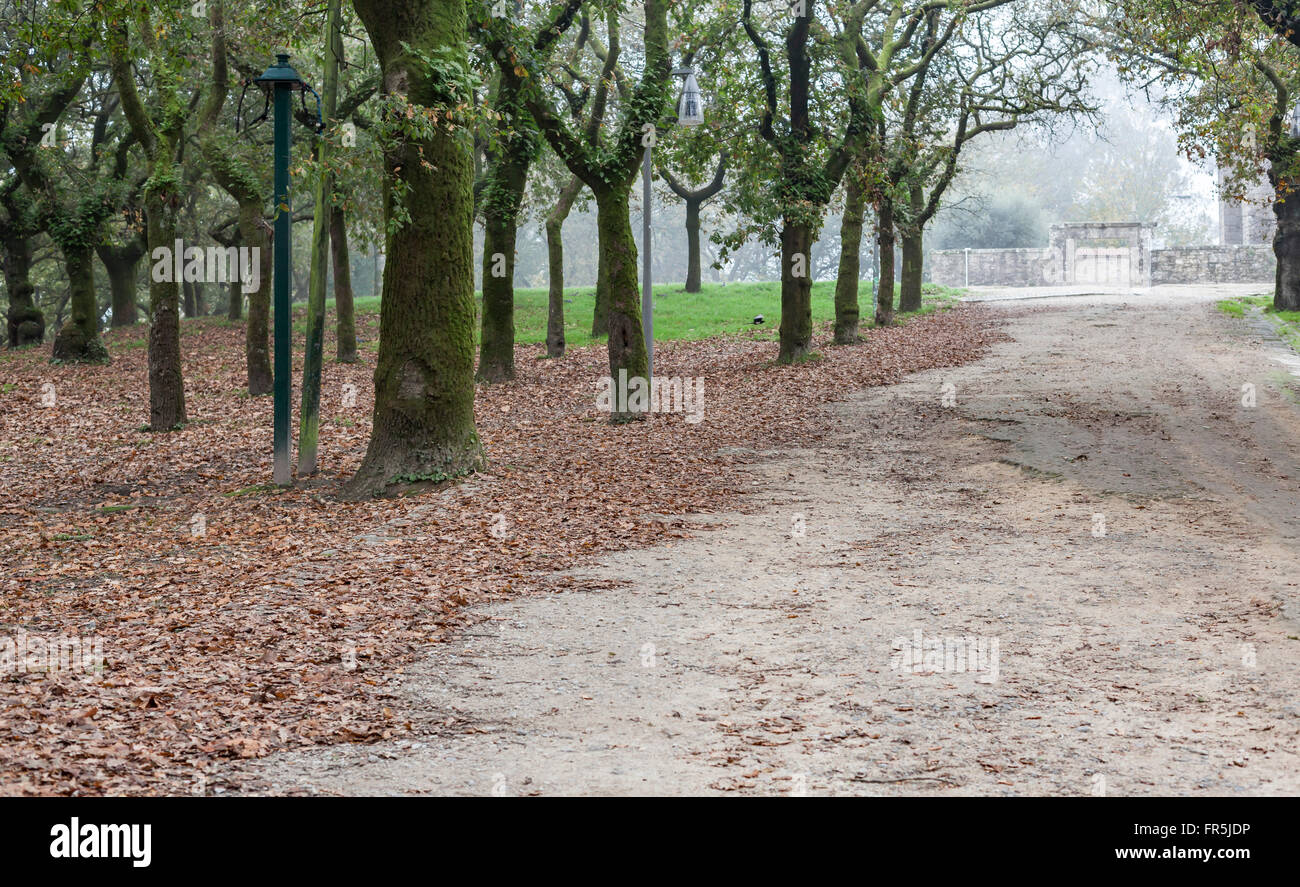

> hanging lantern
[677,72,704,127]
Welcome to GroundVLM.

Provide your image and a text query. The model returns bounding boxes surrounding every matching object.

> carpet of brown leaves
[0,303,1001,795]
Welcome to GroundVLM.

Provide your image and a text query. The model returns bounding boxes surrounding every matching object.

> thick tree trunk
[779,221,814,363]
[345,0,485,496]
[331,206,356,362]
[595,186,649,419]
[51,244,108,363]
[1273,180,1300,311]
[99,246,141,327]
[833,177,864,344]
[685,199,703,293]
[875,198,896,327]
[145,197,187,429]
[238,200,273,396]
[4,231,44,347]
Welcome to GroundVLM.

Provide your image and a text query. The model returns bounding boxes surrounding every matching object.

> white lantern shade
[677,73,704,126]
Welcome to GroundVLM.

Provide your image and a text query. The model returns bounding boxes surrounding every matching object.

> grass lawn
[1217,293,1300,351]
[326,280,965,349]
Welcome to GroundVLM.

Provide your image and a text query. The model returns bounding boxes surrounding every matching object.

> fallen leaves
[0,304,1002,794]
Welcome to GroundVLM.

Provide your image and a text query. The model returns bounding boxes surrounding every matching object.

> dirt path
[237,285,1300,796]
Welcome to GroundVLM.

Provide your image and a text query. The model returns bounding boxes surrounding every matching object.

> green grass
[324,280,963,348]
[1217,293,1300,351]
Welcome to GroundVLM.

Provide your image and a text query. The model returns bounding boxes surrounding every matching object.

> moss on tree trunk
[99,244,142,328]
[51,245,108,363]
[332,207,357,362]
[4,231,44,347]
[595,186,649,418]
[344,0,485,496]
[833,176,864,344]
[875,197,896,327]
[238,200,273,396]
[144,192,187,429]
[779,222,814,363]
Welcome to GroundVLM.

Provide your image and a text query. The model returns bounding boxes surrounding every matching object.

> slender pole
[272,81,292,486]
[642,144,653,381]
[964,247,970,288]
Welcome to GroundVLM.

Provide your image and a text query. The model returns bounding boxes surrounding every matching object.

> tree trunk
[100,246,141,327]
[779,221,814,363]
[182,280,197,318]
[899,186,924,313]
[685,199,703,293]
[592,248,610,338]
[344,0,485,496]
[238,200,273,396]
[332,206,356,361]
[595,185,649,419]
[477,211,516,382]
[145,196,187,429]
[1273,180,1300,311]
[833,176,864,344]
[227,281,242,320]
[899,232,923,313]
[545,176,580,359]
[51,244,108,363]
[4,230,44,347]
[299,0,343,477]
[875,197,896,327]
[545,213,566,357]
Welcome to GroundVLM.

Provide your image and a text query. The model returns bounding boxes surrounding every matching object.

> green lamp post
[254,54,313,486]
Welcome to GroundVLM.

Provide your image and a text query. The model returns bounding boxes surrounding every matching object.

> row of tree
[5,0,1298,494]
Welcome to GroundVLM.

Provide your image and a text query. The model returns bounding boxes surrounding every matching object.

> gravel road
[236,285,1300,796]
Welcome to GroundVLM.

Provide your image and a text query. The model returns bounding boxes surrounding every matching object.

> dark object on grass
[752,315,764,325]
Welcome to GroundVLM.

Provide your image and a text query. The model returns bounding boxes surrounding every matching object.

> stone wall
[930,248,1054,287]
[932,243,1276,287]
[1149,245,1274,284]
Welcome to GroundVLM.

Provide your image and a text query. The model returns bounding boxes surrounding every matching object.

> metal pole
[272,81,292,486]
[964,247,970,288]
[642,145,653,381]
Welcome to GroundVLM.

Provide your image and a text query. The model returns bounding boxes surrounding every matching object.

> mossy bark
[239,200,273,396]
[544,176,581,359]
[595,186,649,418]
[833,176,864,344]
[476,75,532,384]
[779,222,814,363]
[875,197,896,327]
[345,0,485,496]
[332,207,357,362]
[144,191,187,428]
[3,230,44,347]
[898,185,924,313]
[98,240,144,327]
[51,245,108,363]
